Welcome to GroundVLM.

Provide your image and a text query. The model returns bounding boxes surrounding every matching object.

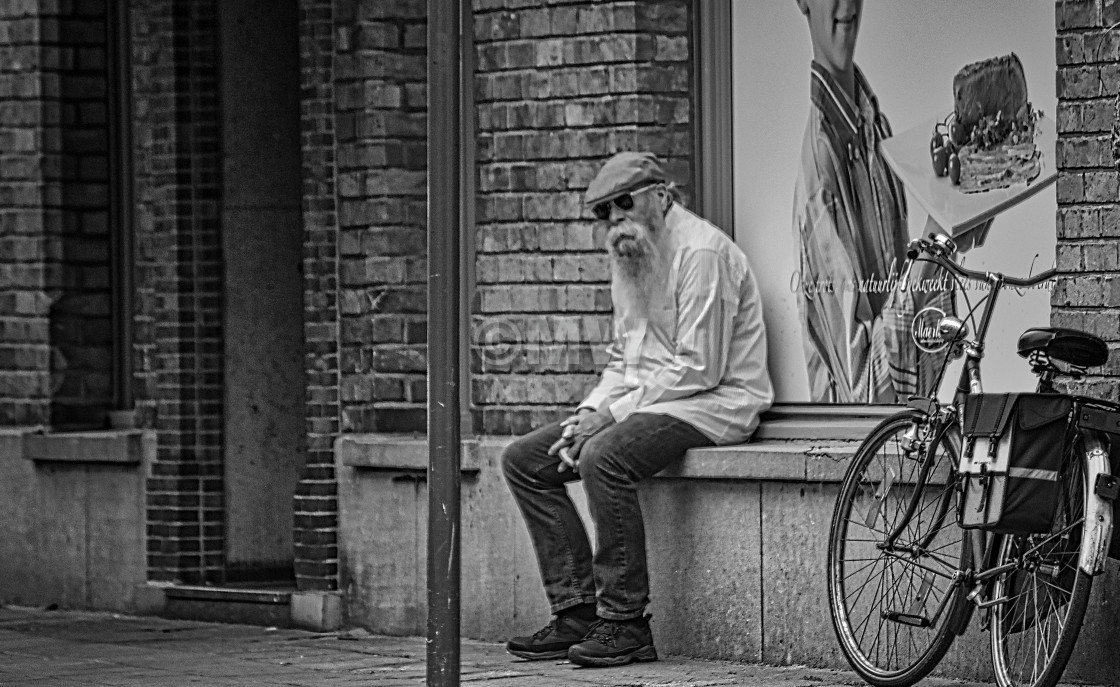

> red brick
[1057,0,1099,30]
[1085,170,1120,200]
[1105,0,1120,25]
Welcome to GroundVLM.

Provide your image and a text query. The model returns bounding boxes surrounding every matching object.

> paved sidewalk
[0,605,997,687]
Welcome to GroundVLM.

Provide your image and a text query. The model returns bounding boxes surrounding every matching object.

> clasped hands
[548,408,615,473]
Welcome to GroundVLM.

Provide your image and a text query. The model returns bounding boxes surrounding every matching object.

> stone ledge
[663,441,857,482]
[336,434,482,472]
[163,584,292,605]
[0,427,44,438]
[23,430,150,465]
[338,433,858,483]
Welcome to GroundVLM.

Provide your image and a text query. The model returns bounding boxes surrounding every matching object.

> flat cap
[583,151,667,207]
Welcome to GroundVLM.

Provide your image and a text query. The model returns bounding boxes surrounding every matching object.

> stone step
[161,584,295,627]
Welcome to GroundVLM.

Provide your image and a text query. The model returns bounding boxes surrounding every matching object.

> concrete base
[131,582,170,615]
[0,428,154,613]
[336,434,1120,684]
[290,591,343,631]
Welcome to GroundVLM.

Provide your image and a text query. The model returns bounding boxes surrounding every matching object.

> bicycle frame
[900,237,1113,578]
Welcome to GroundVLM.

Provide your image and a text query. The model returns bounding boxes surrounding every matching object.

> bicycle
[827,233,1120,687]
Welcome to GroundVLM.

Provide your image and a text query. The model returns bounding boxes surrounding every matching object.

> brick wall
[1053,0,1120,398]
[0,2,50,426]
[295,0,342,592]
[471,0,694,434]
[132,0,226,585]
[325,0,696,439]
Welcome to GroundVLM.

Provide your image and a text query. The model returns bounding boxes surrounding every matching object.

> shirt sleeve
[798,183,860,400]
[607,249,737,422]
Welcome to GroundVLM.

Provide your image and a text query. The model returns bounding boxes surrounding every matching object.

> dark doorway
[219,0,304,583]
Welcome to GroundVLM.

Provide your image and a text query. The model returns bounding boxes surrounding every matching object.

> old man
[501,151,774,667]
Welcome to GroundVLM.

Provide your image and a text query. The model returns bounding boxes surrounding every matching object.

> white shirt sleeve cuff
[608,394,638,423]
[579,392,604,413]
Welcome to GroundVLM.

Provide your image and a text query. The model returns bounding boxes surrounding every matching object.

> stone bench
[335,430,1120,683]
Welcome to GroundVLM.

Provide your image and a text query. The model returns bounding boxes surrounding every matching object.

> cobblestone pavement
[0,605,1049,687]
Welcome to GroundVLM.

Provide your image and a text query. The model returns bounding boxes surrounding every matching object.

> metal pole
[426,0,463,684]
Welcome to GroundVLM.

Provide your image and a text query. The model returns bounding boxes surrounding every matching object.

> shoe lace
[585,619,623,647]
[532,618,561,641]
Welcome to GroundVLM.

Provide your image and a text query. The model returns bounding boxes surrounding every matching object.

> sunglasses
[591,184,659,220]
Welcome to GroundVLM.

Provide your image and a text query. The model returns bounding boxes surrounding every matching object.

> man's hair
[663,181,686,207]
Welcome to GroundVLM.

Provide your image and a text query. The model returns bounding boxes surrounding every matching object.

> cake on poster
[881,53,1056,237]
[931,53,1041,194]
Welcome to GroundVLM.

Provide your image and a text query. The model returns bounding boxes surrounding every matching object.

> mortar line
[758,481,764,663]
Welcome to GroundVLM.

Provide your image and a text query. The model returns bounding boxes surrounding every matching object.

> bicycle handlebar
[905,236,1055,289]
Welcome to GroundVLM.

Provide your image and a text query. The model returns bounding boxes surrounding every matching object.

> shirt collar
[809,61,878,140]
[665,202,685,226]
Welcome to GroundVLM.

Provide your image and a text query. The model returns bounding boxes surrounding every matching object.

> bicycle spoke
[844,557,892,607]
[855,558,890,654]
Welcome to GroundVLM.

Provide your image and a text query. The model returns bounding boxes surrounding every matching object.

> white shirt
[580,205,774,445]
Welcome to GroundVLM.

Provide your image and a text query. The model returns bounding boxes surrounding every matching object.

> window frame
[108,0,134,418]
[692,0,734,238]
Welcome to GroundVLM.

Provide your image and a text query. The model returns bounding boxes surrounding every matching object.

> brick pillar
[1053,0,1120,398]
[295,0,342,592]
[335,0,429,435]
[0,1,50,427]
[296,0,432,591]
[471,1,694,434]
[132,0,226,585]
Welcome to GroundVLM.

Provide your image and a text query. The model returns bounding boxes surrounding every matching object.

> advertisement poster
[731,0,1057,403]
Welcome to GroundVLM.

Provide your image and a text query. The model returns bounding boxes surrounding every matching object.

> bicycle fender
[1080,438,1112,576]
[948,532,977,636]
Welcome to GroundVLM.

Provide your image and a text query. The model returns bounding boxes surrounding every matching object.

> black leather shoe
[567,615,658,667]
[506,613,595,660]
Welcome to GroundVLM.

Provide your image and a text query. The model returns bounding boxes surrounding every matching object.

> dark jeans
[501,412,713,621]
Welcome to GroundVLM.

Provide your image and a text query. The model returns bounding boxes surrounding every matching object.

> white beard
[607,220,667,317]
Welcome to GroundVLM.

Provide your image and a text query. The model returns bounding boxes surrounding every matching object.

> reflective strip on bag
[1007,467,1059,481]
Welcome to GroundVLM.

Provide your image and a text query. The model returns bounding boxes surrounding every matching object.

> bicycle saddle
[1017,327,1108,368]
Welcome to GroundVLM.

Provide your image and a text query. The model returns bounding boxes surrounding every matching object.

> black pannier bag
[958,393,1073,534]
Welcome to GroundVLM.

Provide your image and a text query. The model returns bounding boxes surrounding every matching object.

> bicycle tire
[828,409,969,687]
[989,441,1093,687]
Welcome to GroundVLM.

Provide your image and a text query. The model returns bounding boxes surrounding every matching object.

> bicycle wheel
[989,443,1093,687]
[828,410,969,687]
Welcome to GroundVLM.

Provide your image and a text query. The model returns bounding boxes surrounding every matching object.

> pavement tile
[66,672,174,687]
[0,658,132,678]
[4,678,93,686]
[0,606,1107,687]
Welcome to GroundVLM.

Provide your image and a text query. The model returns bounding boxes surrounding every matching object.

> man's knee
[500,436,533,482]
[578,433,623,485]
